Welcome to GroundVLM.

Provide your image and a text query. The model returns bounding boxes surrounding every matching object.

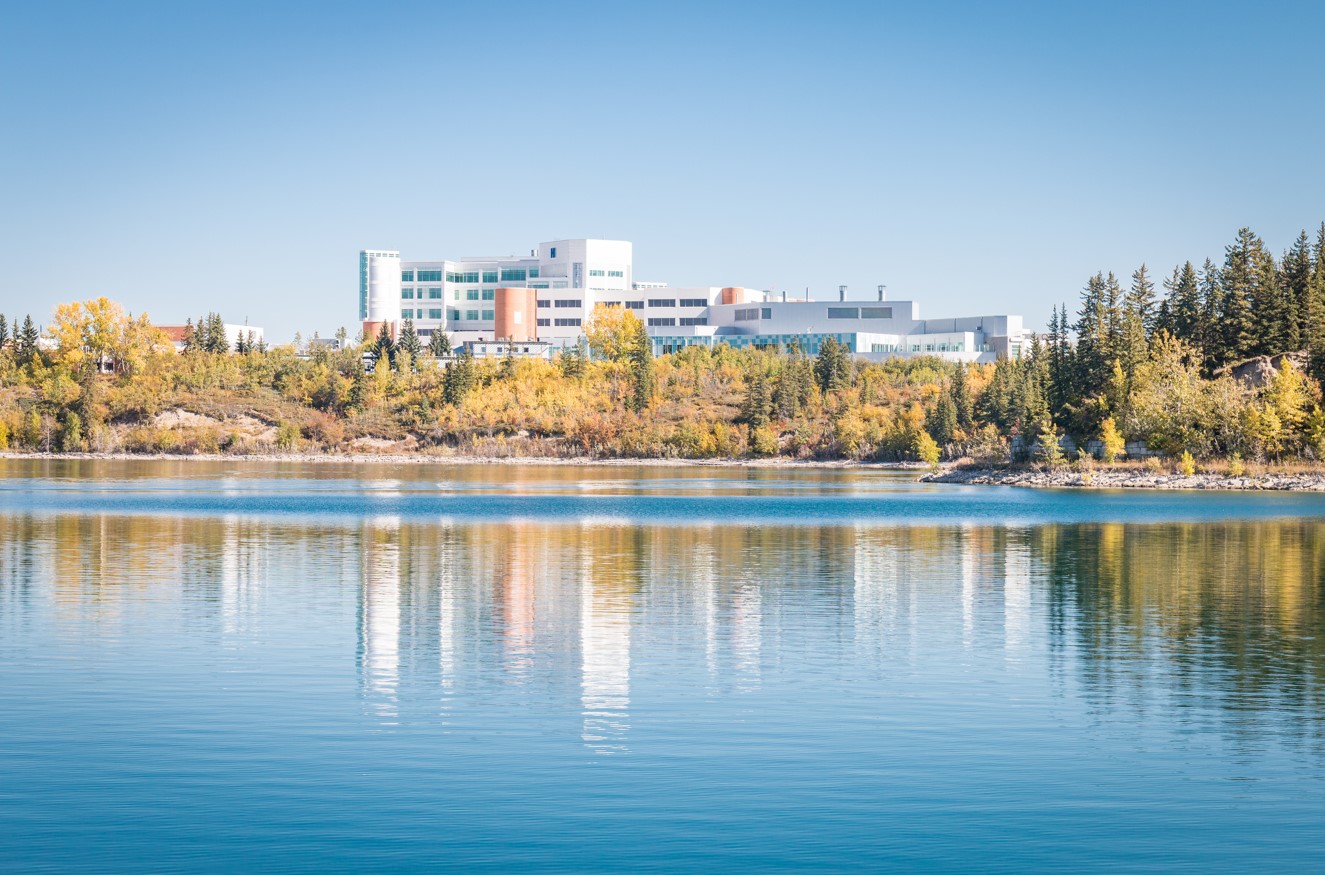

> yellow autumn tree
[584,303,643,362]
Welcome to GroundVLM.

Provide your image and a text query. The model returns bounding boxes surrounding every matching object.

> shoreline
[0,450,926,471]
[922,465,1325,492]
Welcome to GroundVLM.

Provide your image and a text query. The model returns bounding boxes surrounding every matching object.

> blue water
[3,459,1325,871]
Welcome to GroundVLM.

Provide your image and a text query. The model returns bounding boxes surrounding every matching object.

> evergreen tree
[1306,224,1325,384]
[626,320,654,412]
[559,341,586,378]
[950,363,974,432]
[924,385,958,446]
[1250,242,1285,354]
[1164,261,1203,346]
[1218,229,1260,363]
[397,318,421,370]
[1119,264,1152,379]
[17,315,39,364]
[1198,258,1223,372]
[205,313,229,353]
[740,366,772,428]
[813,336,852,391]
[443,346,477,406]
[0,314,8,348]
[428,329,451,358]
[373,321,395,369]
[1280,230,1312,351]
[1073,273,1110,401]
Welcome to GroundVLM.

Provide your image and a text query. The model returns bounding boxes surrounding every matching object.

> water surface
[3,459,1325,871]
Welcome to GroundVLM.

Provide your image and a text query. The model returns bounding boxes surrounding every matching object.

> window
[608,270,624,278]
[861,306,892,319]
[549,247,556,258]
[482,270,498,284]
[680,317,707,326]
[870,343,895,353]
[648,317,676,327]
[554,299,579,308]
[481,289,494,301]
[648,298,676,308]
[827,307,859,319]
[588,269,605,277]
[500,268,527,282]
[529,267,539,278]
[466,290,480,300]
[624,301,643,310]
[537,318,550,327]
[401,289,414,299]
[448,308,460,321]
[679,298,707,308]
[911,344,921,352]
[762,307,772,319]
[427,308,442,320]
[401,308,413,319]
[416,270,442,282]
[466,310,479,321]
[554,318,582,327]
[426,288,440,299]
[601,301,621,308]
[482,310,494,320]
[401,271,414,282]
[735,308,760,321]
[537,300,550,308]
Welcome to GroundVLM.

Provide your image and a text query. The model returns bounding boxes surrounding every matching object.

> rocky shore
[923,465,1325,492]
[0,450,927,471]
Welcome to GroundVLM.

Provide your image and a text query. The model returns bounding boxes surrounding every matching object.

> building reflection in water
[579,524,635,755]
[9,510,1325,755]
[359,516,401,722]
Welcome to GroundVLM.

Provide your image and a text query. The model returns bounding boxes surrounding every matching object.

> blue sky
[3,0,1325,341]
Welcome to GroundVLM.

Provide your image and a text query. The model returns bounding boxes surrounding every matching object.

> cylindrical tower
[360,250,401,338]
[494,287,538,342]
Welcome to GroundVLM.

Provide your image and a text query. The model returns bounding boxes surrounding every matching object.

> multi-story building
[359,239,1026,362]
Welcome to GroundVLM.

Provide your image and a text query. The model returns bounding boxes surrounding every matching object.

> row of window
[645,317,709,327]
[400,308,446,320]
[587,269,627,278]
[403,267,541,284]
[735,308,771,321]
[827,306,893,320]
[535,299,581,309]
[401,288,444,300]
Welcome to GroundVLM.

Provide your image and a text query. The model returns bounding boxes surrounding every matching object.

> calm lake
[3,459,1325,871]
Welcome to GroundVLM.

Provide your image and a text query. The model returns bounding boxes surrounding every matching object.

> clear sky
[4,0,1325,341]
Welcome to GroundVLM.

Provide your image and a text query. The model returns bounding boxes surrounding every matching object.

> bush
[1179,450,1196,476]
[275,422,300,451]
[748,425,779,457]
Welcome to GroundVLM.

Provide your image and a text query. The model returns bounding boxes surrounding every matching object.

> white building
[359,239,1026,362]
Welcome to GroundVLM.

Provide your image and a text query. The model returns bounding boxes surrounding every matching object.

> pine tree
[1250,242,1285,354]
[740,366,772,428]
[1280,230,1312,351]
[950,363,974,432]
[559,341,585,379]
[1164,261,1203,347]
[17,315,39,364]
[205,313,229,353]
[813,336,852,391]
[1120,265,1153,379]
[373,321,395,369]
[1073,273,1110,401]
[398,318,421,370]
[626,320,654,411]
[1306,224,1325,385]
[1219,229,1259,363]
[428,329,451,358]
[925,385,958,446]
[443,346,476,406]
[0,314,8,349]
[1198,258,1223,372]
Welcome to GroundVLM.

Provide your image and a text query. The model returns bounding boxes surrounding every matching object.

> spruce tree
[740,366,772,428]
[373,322,395,369]
[950,363,974,432]
[1073,273,1109,401]
[17,315,39,364]
[1249,242,1285,354]
[1218,229,1259,363]
[1119,265,1152,379]
[1280,230,1312,351]
[1164,261,1203,347]
[1306,224,1325,384]
[626,321,654,411]
[398,318,421,370]
[559,341,585,379]
[428,328,451,358]
[813,336,852,391]
[1198,259,1223,372]
[0,314,8,349]
[924,386,958,446]
[443,346,476,406]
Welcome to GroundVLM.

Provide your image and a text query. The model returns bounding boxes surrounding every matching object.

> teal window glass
[482,270,499,283]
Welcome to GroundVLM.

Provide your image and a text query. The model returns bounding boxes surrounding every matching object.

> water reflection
[3,513,1325,753]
